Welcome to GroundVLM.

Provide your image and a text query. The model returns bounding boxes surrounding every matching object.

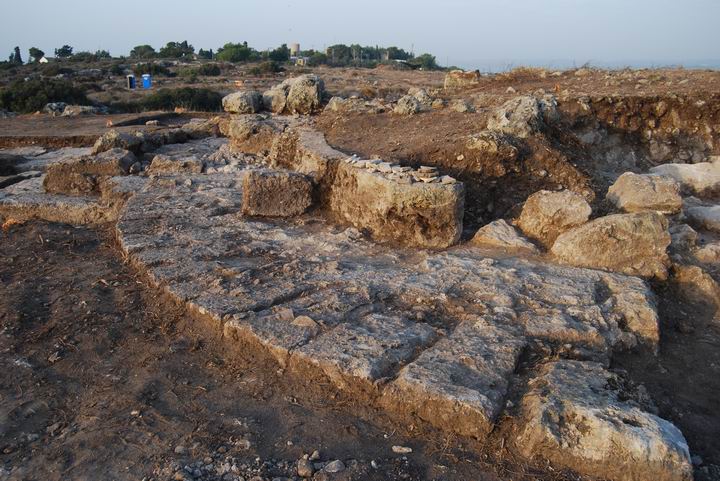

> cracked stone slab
[290,313,437,392]
[0,176,113,224]
[514,360,693,481]
[382,317,526,439]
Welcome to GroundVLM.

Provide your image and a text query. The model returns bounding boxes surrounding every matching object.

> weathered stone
[43,149,138,195]
[147,154,204,175]
[328,162,465,249]
[382,319,525,439]
[471,219,539,253]
[241,169,313,217]
[449,99,475,113]
[222,90,262,114]
[92,130,142,155]
[285,74,325,115]
[649,161,720,197]
[262,86,289,113]
[514,360,693,481]
[517,190,592,248]
[668,224,697,254]
[486,95,558,138]
[393,95,423,115]
[551,212,671,279]
[444,70,482,89]
[0,153,25,175]
[291,314,437,392]
[408,88,434,109]
[220,115,285,154]
[0,176,114,224]
[297,458,315,478]
[685,204,720,233]
[672,264,720,312]
[607,172,682,214]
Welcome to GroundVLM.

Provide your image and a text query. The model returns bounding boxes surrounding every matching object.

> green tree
[12,46,23,64]
[159,41,194,59]
[95,50,111,59]
[386,46,411,61]
[29,47,45,62]
[411,53,439,70]
[307,52,328,66]
[130,45,156,59]
[197,48,214,60]
[268,44,290,62]
[54,45,73,58]
[216,42,255,62]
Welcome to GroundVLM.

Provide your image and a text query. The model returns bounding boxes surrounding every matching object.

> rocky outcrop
[43,149,137,195]
[444,70,482,89]
[262,86,289,114]
[222,91,263,114]
[649,161,720,197]
[607,172,682,214]
[514,360,693,481]
[684,203,720,233]
[517,190,592,248]
[551,212,671,279]
[220,115,286,155]
[241,169,313,217]
[471,219,538,253]
[487,95,558,139]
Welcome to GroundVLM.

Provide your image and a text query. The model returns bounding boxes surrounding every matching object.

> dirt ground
[0,221,550,481]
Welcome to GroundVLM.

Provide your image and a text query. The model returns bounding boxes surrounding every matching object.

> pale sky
[3,0,719,70]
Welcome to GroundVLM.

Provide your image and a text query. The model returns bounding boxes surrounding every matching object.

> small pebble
[324,460,345,473]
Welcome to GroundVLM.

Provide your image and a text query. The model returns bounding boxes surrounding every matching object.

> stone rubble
[517,189,592,248]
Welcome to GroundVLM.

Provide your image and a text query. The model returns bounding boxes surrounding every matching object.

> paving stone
[291,314,437,392]
[382,318,525,439]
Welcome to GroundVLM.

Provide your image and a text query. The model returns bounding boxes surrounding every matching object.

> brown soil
[0,221,564,481]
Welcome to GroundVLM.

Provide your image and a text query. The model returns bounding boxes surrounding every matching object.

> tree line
[4,40,441,70]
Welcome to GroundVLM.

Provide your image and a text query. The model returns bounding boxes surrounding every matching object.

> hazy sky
[3,0,719,70]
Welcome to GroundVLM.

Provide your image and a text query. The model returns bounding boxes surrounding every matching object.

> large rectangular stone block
[241,169,313,217]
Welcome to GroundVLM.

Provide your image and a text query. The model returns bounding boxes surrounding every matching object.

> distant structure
[38,56,49,64]
[289,43,308,66]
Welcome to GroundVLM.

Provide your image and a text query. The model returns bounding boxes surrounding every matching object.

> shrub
[216,42,257,63]
[113,88,222,112]
[247,61,282,75]
[0,78,89,113]
[133,63,172,77]
[178,63,221,77]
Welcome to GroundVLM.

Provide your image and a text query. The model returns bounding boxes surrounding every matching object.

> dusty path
[0,222,545,481]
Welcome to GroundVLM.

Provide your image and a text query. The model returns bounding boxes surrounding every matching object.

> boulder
[285,74,325,115]
[517,190,592,248]
[62,105,105,117]
[607,172,682,214]
[220,115,284,155]
[684,204,720,233]
[514,360,693,481]
[551,212,671,279]
[262,86,289,113]
[486,95,558,138]
[222,90,263,114]
[408,88,434,109]
[43,149,138,195]
[43,102,67,116]
[242,169,313,217]
[471,219,539,253]
[444,70,482,89]
[649,161,720,197]
[393,95,423,115]
[449,99,475,113]
[92,130,142,155]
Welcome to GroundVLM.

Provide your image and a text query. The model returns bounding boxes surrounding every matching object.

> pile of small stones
[344,157,457,185]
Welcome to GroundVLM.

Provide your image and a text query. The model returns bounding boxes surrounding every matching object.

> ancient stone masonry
[225,116,465,249]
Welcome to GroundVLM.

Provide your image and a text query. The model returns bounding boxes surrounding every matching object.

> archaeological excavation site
[1,64,720,481]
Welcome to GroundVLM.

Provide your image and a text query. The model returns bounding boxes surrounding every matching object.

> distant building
[38,56,49,64]
[290,43,300,56]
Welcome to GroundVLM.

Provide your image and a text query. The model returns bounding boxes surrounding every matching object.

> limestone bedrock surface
[115,173,660,386]
[514,360,693,481]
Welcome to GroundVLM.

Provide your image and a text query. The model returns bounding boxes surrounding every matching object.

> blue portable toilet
[142,74,152,89]
[126,74,136,89]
